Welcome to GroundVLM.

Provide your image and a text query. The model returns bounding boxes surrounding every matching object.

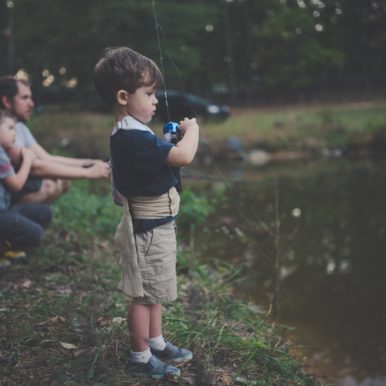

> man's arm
[30,143,101,167]
[30,158,110,179]
[166,118,199,167]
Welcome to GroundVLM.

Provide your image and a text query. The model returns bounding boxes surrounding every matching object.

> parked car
[155,90,229,122]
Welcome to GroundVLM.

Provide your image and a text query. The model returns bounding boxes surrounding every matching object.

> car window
[187,94,210,106]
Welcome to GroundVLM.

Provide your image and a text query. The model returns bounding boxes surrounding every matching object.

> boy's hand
[178,117,199,135]
[21,147,37,163]
[8,146,23,165]
[166,117,199,167]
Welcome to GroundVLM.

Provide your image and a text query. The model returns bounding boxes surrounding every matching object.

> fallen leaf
[38,315,66,326]
[21,279,32,288]
[112,317,126,325]
[216,371,233,385]
[96,316,111,327]
[59,342,77,350]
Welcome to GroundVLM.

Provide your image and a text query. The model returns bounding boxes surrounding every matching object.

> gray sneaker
[127,355,181,380]
[151,342,193,364]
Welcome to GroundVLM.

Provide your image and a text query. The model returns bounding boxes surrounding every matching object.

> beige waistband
[128,186,180,219]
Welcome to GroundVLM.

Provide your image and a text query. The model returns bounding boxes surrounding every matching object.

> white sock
[149,335,166,351]
[130,347,152,363]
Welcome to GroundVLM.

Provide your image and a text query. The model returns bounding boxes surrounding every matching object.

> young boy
[93,47,199,380]
[0,110,52,266]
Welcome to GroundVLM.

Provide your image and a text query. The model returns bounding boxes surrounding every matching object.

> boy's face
[125,84,158,124]
[0,117,17,150]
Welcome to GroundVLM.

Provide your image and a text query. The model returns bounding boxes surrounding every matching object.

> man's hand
[85,161,110,179]
[82,159,107,168]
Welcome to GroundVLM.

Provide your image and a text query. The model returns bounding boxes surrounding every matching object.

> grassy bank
[0,181,327,385]
[28,100,386,159]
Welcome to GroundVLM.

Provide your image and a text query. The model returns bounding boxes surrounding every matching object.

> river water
[183,157,386,386]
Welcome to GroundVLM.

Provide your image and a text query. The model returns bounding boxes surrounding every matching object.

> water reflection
[184,158,386,386]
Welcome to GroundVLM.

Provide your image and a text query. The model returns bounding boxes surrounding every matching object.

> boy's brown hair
[93,47,163,107]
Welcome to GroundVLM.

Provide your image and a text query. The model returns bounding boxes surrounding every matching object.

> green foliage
[255,5,342,88]
[2,0,385,99]
[178,187,214,228]
[52,180,120,239]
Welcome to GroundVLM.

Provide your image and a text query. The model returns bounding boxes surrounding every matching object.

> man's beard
[11,108,28,123]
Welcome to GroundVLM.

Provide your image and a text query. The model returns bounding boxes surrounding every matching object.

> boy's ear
[116,90,128,106]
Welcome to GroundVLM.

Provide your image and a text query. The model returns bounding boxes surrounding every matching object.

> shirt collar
[112,115,154,135]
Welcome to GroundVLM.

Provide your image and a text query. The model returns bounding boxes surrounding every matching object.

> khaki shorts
[132,221,177,304]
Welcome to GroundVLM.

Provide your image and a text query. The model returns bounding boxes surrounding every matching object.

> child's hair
[0,109,16,128]
[93,47,163,107]
[0,76,30,109]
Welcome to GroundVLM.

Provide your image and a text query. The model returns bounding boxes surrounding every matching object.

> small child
[0,110,52,266]
[93,47,199,380]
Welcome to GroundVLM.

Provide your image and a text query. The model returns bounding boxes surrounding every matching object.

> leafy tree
[3,0,386,102]
[12,0,221,96]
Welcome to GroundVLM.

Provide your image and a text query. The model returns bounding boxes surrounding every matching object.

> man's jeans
[0,203,52,249]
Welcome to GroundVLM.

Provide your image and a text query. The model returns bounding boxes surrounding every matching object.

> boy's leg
[148,303,193,364]
[127,302,181,380]
[127,303,151,352]
[149,304,162,339]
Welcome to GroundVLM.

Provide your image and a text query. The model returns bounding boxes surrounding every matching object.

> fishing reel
[163,122,182,144]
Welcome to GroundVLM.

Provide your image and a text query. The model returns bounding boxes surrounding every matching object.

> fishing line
[151,0,171,121]
[149,1,306,321]
[150,7,274,269]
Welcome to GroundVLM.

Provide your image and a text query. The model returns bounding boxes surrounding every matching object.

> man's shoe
[1,241,26,260]
[151,342,193,364]
[2,249,26,260]
[127,355,181,380]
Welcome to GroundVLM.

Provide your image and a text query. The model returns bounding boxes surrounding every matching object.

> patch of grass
[203,101,386,152]
[28,101,386,160]
[29,108,113,159]
[0,181,328,385]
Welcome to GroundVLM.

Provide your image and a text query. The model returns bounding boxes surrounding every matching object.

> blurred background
[1,0,385,107]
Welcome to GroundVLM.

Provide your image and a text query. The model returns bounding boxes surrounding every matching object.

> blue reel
[163,122,181,144]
